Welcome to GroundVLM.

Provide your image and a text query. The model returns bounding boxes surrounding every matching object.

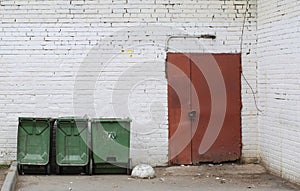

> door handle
[188,110,196,120]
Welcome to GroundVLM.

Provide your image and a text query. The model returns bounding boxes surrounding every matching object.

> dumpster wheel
[84,163,90,175]
[89,158,93,175]
[127,158,132,175]
[46,163,51,175]
[55,165,61,175]
[17,164,24,175]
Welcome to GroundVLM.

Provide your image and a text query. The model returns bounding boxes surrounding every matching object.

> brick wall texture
[257,0,300,184]
[0,0,271,174]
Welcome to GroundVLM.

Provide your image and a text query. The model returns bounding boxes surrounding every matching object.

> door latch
[188,110,196,120]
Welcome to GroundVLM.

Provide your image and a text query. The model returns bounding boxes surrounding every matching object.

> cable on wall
[240,0,263,113]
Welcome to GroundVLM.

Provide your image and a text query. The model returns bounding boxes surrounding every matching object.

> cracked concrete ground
[16,164,299,191]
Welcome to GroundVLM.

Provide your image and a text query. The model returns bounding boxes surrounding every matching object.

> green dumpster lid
[91,118,132,122]
[57,117,88,122]
[19,117,53,121]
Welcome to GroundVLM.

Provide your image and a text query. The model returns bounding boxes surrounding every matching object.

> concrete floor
[0,166,9,189]
[16,164,299,191]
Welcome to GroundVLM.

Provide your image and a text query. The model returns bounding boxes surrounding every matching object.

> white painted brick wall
[257,0,300,184]
[0,0,258,166]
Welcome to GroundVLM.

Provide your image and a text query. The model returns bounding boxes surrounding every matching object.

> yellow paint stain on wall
[121,49,133,58]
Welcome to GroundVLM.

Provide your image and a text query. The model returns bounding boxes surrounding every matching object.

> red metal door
[167,53,192,165]
[168,53,241,165]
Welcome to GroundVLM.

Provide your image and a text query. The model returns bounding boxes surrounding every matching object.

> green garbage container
[91,118,131,174]
[55,118,89,174]
[17,117,54,175]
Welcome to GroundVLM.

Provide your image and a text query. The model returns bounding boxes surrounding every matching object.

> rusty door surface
[167,53,192,164]
[168,53,241,165]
